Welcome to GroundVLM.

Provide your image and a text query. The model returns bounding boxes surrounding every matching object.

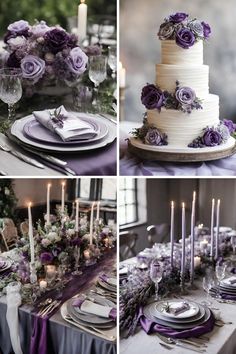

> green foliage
[0,0,116,36]
[0,179,17,219]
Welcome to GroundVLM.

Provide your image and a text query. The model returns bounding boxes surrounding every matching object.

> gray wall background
[122,179,236,254]
[120,0,236,122]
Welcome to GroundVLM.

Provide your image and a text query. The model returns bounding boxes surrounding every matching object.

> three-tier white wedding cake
[130,12,235,156]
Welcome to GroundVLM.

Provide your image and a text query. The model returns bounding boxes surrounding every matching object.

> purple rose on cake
[21,55,46,83]
[158,23,174,40]
[201,22,211,39]
[176,28,195,48]
[188,20,204,37]
[141,84,164,111]
[223,119,236,134]
[175,86,196,105]
[202,128,222,146]
[169,12,189,23]
[145,128,167,146]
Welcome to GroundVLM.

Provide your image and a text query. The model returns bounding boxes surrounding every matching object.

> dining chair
[119,231,138,261]
[0,218,18,251]
[146,224,170,247]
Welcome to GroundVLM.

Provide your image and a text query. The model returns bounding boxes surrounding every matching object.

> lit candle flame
[81,0,85,3]
[182,202,185,208]
[171,201,174,207]
[193,191,196,201]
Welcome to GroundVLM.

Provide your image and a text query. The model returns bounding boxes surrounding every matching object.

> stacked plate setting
[10,112,116,153]
[144,299,211,330]
[211,276,236,299]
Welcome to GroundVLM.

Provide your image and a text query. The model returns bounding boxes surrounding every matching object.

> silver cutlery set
[37,299,61,317]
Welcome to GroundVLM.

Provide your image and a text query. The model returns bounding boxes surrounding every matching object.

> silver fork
[0,141,45,169]
[0,170,8,176]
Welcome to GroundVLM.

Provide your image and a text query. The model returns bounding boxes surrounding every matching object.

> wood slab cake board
[128,139,236,163]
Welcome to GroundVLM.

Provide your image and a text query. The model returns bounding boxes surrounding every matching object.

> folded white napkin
[33,106,98,142]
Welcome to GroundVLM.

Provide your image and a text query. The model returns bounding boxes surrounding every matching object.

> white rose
[7,36,27,49]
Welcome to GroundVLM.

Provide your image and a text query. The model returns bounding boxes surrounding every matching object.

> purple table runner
[138,307,215,339]
[30,250,116,354]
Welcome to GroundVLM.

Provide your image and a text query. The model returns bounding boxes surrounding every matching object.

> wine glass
[215,264,226,298]
[88,55,107,110]
[202,276,215,306]
[72,246,82,275]
[150,260,163,301]
[108,46,117,78]
[0,68,22,121]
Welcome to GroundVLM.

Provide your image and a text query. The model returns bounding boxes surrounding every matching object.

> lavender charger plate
[23,115,108,145]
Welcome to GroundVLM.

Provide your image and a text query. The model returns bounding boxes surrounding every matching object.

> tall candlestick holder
[30,263,37,284]
[180,270,188,295]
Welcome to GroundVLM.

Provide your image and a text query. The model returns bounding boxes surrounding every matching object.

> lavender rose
[176,28,195,48]
[65,47,88,75]
[145,128,163,145]
[141,84,164,111]
[201,22,211,39]
[158,22,174,40]
[40,252,54,265]
[8,20,30,34]
[169,12,188,23]
[21,55,46,83]
[44,28,70,53]
[217,123,230,142]
[202,128,222,146]
[223,119,236,134]
[30,20,50,38]
[188,20,204,37]
[175,86,196,105]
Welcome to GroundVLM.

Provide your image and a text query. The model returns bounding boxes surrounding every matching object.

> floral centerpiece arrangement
[158,12,211,49]
[2,20,88,94]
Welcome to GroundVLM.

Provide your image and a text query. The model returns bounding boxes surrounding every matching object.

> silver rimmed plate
[11,113,116,153]
[97,279,117,293]
[155,300,199,320]
[23,115,108,145]
[221,277,236,288]
[153,304,204,324]
[143,301,210,330]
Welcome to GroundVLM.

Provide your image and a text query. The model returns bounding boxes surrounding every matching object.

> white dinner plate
[221,277,236,288]
[155,300,199,319]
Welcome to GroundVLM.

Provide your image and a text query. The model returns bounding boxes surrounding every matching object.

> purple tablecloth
[120,122,236,176]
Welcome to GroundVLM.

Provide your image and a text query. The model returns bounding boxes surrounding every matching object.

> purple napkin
[73,297,117,321]
[138,307,215,339]
[168,302,190,316]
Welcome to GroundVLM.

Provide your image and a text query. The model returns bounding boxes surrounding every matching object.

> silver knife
[23,147,67,167]
[0,141,44,169]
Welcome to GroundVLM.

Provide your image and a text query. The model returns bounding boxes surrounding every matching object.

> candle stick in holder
[75,198,79,232]
[215,199,220,261]
[89,202,95,245]
[190,191,196,285]
[78,0,87,43]
[46,183,51,225]
[170,201,174,268]
[28,202,34,264]
[210,198,215,258]
[181,202,186,292]
[96,201,100,220]
[61,181,65,213]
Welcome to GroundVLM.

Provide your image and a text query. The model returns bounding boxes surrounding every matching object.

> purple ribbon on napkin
[138,307,215,339]
[73,297,117,320]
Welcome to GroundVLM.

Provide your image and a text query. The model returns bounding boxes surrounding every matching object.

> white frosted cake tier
[161,40,203,65]
[147,94,219,147]
[156,64,209,99]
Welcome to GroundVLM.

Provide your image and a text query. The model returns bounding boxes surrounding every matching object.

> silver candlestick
[30,263,37,284]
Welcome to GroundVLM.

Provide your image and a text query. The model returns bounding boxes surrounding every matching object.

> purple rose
[40,252,54,265]
[202,129,222,146]
[44,28,70,53]
[141,84,164,111]
[201,22,211,39]
[158,23,174,40]
[65,47,88,75]
[176,28,195,49]
[30,21,50,38]
[145,128,162,145]
[8,20,30,35]
[223,119,236,134]
[175,86,196,105]
[71,237,82,247]
[21,55,45,83]
[169,12,189,23]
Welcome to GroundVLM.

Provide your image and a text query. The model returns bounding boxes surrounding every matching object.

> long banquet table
[0,251,117,354]
[120,121,236,176]
[120,258,236,354]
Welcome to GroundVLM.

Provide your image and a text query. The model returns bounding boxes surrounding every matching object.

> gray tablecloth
[120,122,236,176]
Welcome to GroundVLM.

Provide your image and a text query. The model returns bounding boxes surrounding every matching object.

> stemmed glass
[88,55,107,110]
[150,260,163,301]
[108,46,117,78]
[202,276,215,306]
[215,263,226,298]
[0,68,22,121]
[72,246,82,275]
